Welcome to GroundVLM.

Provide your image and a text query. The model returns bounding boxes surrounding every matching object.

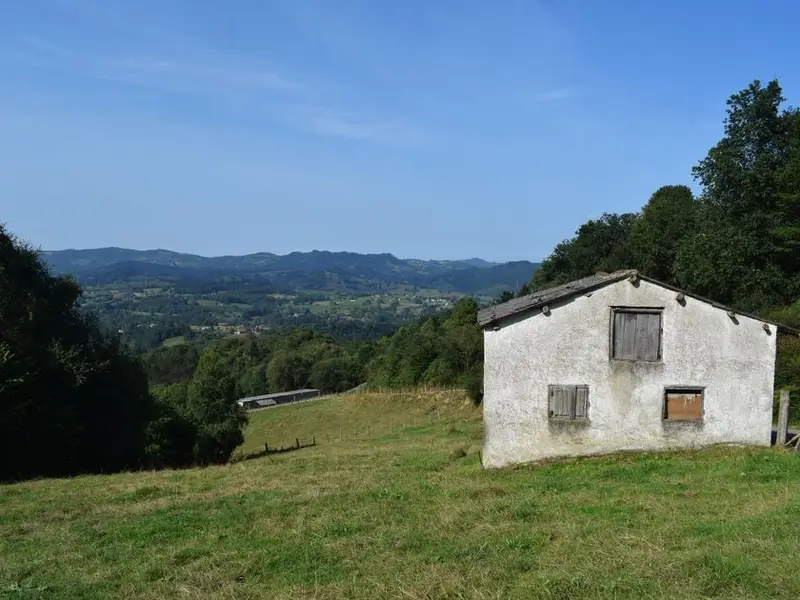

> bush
[146,351,249,468]
[186,352,248,464]
[145,384,197,469]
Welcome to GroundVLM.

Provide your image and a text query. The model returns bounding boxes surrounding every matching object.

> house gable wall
[482,278,777,468]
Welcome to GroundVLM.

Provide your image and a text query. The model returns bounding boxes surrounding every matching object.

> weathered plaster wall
[482,279,777,468]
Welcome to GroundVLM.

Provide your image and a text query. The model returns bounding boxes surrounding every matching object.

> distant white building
[477,270,794,468]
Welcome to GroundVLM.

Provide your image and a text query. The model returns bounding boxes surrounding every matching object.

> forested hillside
[43,247,536,295]
[41,248,535,353]
[145,297,483,399]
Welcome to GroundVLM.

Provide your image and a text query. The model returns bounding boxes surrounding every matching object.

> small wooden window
[611,308,662,361]
[663,388,703,421]
[548,385,589,420]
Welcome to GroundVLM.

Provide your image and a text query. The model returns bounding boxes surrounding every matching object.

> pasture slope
[2,390,800,599]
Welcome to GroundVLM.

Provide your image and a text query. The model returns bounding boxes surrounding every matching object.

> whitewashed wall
[482,278,777,468]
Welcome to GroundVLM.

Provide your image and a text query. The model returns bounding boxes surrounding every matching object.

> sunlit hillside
[2,390,800,599]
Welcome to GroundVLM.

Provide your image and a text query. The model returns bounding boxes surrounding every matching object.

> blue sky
[1,1,799,262]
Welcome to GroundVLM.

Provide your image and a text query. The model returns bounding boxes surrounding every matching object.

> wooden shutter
[640,312,661,361]
[613,310,661,361]
[613,311,635,359]
[548,385,589,420]
[574,385,589,419]
[548,385,571,418]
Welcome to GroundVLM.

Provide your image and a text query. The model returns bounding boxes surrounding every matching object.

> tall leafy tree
[0,225,155,481]
[266,351,311,391]
[364,298,483,401]
[145,383,197,468]
[309,357,361,393]
[186,348,247,464]
[677,79,800,309]
[529,212,639,291]
[692,80,790,220]
[628,185,698,283]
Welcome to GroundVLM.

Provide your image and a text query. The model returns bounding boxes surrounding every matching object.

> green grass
[2,391,800,599]
[236,389,471,457]
[194,299,219,307]
[160,336,186,347]
[306,300,331,315]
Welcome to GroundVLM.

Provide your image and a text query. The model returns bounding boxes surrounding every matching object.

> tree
[0,224,156,481]
[145,383,197,468]
[675,221,787,310]
[239,363,269,397]
[628,185,698,283]
[679,79,800,309]
[185,349,248,464]
[363,298,483,401]
[529,213,639,291]
[693,80,790,221]
[267,351,311,391]
[309,357,360,393]
[141,343,200,385]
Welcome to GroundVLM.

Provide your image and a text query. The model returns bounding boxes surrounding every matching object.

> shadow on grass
[232,439,317,463]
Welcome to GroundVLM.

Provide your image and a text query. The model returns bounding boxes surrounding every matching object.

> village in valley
[80,281,464,348]
[3,2,800,599]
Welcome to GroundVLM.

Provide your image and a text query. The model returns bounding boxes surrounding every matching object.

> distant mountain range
[42,248,537,296]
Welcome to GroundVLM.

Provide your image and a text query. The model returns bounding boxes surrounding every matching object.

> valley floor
[2,391,800,599]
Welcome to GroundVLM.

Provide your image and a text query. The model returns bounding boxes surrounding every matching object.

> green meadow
[2,390,800,599]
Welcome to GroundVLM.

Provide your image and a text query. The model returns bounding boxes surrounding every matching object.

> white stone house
[477,269,794,468]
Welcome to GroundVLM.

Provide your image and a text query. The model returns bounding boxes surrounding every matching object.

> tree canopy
[529,79,800,314]
[0,225,250,481]
[0,225,155,480]
[148,298,485,405]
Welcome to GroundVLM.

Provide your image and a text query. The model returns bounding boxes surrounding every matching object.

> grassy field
[160,335,186,347]
[2,391,800,599]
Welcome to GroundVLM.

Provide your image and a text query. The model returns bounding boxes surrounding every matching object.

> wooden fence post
[777,389,790,446]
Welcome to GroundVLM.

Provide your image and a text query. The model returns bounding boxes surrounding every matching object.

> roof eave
[634,274,800,336]
[477,271,635,328]
[477,270,800,335]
